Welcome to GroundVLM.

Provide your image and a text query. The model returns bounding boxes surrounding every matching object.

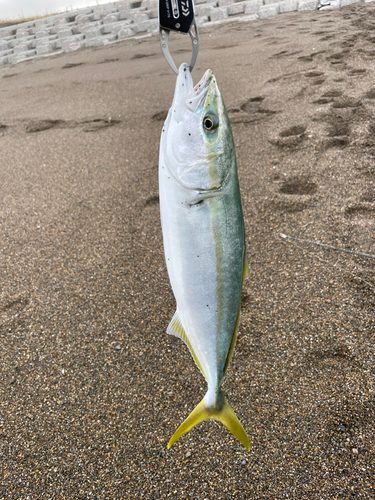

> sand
[0,3,374,499]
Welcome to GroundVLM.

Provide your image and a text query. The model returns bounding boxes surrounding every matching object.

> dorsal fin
[167,310,206,380]
[223,250,249,376]
[223,304,241,376]
[243,250,249,282]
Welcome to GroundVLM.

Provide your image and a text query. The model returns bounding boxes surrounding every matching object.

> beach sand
[0,3,374,498]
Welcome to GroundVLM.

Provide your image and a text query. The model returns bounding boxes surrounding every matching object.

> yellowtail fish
[159,63,249,450]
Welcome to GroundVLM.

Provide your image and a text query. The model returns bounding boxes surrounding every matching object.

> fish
[159,63,249,451]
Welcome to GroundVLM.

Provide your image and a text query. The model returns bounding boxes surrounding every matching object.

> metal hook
[158,0,199,74]
[159,19,199,75]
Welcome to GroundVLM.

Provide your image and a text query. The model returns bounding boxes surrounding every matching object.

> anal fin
[167,310,206,380]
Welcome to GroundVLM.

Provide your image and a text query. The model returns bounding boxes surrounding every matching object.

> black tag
[159,0,195,34]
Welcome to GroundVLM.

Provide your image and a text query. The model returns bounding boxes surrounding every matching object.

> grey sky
[0,0,111,20]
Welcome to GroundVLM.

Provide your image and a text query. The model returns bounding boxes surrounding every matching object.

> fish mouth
[193,69,213,94]
[166,64,219,129]
[185,67,218,112]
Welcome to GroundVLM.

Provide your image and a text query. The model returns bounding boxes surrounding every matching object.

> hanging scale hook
[158,0,199,74]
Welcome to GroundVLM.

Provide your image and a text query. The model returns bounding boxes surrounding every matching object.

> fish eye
[203,114,218,133]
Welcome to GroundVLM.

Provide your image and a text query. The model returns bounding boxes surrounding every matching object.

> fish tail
[168,391,250,451]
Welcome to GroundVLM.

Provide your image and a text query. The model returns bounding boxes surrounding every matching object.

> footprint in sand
[264,197,311,214]
[270,50,302,59]
[322,90,343,98]
[2,73,19,78]
[0,296,29,313]
[360,189,375,203]
[24,118,120,133]
[325,113,350,148]
[25,119,65,133]
[348,69,367,76]
[82,118,120,132]
[267,70,302,84]
[309,344,357,366]
[313,90,343,105]
[131,53,157,60]
[298,50,326,63]
[304,71,326,85]
[212,44,237,50]
[228,97,278,124]
[326,51,350,63]
[298,55,315,63]
[278,175,318,196]
[312,107,353,148]
[312,31,330,36]
[314,98,333,105]
[332,97,361,109]
[363,88,375,99]
[62,63,85,69]
[0,295,30,323]
[266,174,318,214]
[98,58,120,64]
[344,202,375,217]
[319,34,336,41]
[269,125,307,148]
[304,71,325,78]
[311,78,326,86]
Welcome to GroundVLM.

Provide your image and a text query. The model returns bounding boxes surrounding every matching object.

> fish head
[162,63,234,191]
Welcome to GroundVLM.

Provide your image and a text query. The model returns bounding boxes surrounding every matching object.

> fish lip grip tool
[159,0,199,74]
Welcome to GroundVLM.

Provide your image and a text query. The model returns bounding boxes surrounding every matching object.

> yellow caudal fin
[168,391,250,451]
[216,393,250,451]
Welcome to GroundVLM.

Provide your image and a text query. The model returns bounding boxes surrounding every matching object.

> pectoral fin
[167,310,206,380]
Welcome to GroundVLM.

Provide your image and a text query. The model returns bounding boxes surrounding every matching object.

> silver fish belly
[159,63,249,450]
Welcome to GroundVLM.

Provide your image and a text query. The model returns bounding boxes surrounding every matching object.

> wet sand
[0,3,374,498]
